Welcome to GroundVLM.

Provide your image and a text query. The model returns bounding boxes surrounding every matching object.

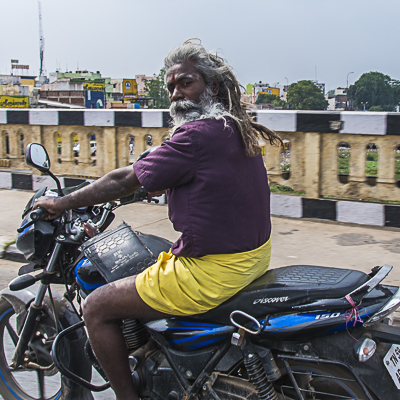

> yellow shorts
[135,238,271,315]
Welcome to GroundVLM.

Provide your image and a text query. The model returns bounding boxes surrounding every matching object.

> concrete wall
[1,109,400,203]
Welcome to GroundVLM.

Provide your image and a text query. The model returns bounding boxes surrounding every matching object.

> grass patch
[270,185,305,195]
[3,239,15,251]
[366,151,378,177]
[366,160,378,177]
[338,158,350,175]
[338,149,350,175]
[395,159,400,180]
[281,163,291,172]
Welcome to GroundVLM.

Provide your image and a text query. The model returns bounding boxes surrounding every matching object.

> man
[35,40,282,400]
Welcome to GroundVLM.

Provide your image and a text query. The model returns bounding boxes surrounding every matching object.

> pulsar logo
[253,296,289,305]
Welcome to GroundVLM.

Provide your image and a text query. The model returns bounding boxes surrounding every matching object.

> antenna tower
[38,1,46,77]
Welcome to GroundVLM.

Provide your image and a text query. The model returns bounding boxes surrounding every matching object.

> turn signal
[353,338,376,362]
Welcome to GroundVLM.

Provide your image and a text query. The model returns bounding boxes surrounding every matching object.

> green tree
[369,105,383,112]
[287,80,328,110]
[348,72,396,111]
[144,68,170,109]
[256,93,278,104]
[256,93,287,108]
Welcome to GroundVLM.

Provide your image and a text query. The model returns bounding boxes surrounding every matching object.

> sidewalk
[1,188,400,323]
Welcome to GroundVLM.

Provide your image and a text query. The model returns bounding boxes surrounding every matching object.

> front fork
[10,241,63,368]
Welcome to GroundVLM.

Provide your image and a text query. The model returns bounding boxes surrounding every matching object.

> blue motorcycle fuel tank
[74,257,106,294]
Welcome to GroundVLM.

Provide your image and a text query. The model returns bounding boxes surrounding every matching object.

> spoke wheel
[0,299,62,400]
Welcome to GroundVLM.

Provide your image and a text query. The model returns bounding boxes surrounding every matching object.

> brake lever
[119,187,148,206]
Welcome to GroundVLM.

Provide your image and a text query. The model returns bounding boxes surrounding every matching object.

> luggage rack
[277,355,375,400]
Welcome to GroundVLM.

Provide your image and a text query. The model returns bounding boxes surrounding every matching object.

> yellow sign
[0,95,29,108]
[259,87,280,97]
[83,82,105,91]
[123,79,138,99]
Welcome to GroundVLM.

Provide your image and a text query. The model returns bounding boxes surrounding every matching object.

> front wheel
[0,298,62,400]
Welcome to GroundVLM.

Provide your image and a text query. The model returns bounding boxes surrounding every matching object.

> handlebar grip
[30,207,48,221]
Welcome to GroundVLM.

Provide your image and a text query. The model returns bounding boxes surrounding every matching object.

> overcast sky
[1,0,399,91]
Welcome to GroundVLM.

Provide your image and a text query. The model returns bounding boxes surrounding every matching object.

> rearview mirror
[25,143,50,172]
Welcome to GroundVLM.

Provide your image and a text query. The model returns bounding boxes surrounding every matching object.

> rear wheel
[0,298,62,400]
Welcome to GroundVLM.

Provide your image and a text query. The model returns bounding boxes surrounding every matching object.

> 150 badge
[315,312,341,320]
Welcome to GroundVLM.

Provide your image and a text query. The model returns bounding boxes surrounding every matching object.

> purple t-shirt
[133,118,271,257]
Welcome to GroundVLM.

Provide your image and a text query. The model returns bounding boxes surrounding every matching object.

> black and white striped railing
[1,109,400,134]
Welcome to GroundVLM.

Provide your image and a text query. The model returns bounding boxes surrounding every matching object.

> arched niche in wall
[366,143,378,186]
[338,142,350,184]
[280,139,291,180]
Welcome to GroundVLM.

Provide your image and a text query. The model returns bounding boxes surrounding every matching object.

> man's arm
[34,165,142,219]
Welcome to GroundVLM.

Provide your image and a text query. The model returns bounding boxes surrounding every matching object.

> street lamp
[284,77,289,109]
[361,101,368,111]
[347,72,354,89]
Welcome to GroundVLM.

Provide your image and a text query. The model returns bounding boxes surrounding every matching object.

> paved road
[0,188,400,399]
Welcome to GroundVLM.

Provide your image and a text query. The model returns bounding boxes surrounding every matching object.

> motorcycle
[0,142,399,400]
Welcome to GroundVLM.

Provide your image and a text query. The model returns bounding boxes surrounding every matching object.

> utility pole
[285,77,289,109]
[38,1,45,78]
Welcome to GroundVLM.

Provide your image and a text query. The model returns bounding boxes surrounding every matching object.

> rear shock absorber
[244,353,279,400]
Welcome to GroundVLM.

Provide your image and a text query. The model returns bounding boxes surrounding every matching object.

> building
[248,82,280,104]
[326,88,348,111]
[312,80,326,95]
[135,74,157,96]
[49,70,111,106]
[41,79,84,91]
[49,70,102,83]
[0,75,32,108]
[39,89,85,107]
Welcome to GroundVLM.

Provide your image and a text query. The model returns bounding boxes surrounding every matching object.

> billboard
[123,79,138,99]
[11,64,29,70]
[0,95,29,108]
[259,87,280,97]
[83,81,105,92]
[85,91,105,109]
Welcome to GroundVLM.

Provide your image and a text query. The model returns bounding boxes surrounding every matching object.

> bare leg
[82,275,170,400]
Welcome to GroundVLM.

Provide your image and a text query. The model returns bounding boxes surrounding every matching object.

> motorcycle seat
[191,265,370,324]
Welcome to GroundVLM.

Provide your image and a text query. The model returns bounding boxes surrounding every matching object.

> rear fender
[0,287,94,400]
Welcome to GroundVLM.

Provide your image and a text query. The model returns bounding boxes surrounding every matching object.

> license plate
[384,344,400,390]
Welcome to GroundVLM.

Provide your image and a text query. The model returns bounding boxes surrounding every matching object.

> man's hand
[33,196,65,220]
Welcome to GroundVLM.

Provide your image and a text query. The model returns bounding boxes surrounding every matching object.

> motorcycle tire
[0,298,62,400]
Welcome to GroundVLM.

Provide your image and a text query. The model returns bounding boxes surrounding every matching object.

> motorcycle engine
[122,319,149,350]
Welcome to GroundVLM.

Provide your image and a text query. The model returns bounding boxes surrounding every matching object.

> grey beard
[169,88,233,134]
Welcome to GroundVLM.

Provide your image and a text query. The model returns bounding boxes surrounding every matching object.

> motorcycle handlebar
[30,207,48,222]
[17,207,48,233]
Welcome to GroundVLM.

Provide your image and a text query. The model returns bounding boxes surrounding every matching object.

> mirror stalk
[47,170,64,197]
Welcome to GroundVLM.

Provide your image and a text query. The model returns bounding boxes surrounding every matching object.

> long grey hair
[164,40,282,156]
